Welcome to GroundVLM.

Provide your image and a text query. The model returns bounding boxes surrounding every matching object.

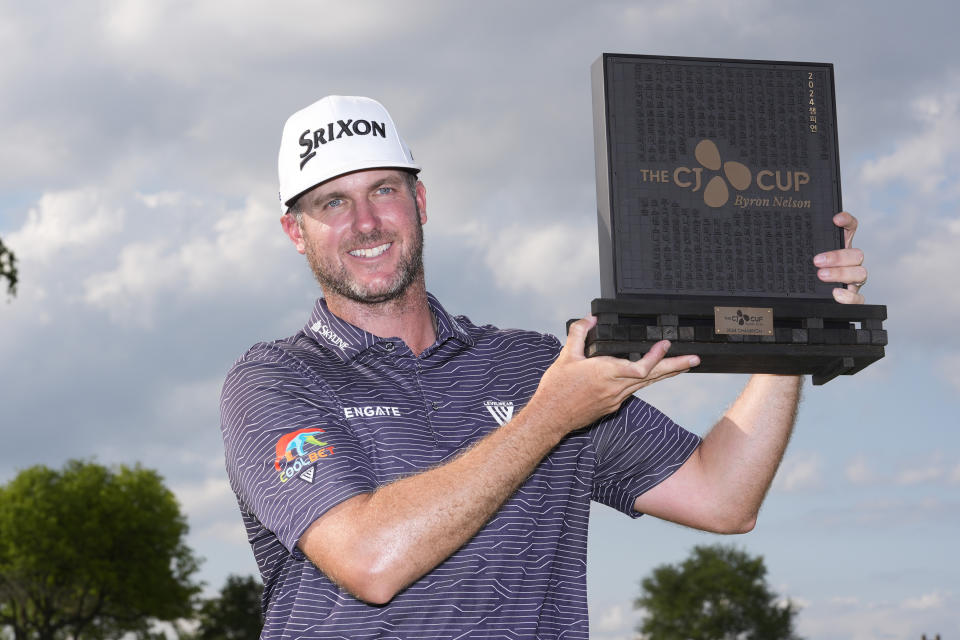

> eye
[325,198,343,209]
[376,186,395,195]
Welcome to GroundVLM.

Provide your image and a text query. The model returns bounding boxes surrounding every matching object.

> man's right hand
[528,315,700,437]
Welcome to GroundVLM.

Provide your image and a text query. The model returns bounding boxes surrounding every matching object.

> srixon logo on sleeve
[298,119,387,169]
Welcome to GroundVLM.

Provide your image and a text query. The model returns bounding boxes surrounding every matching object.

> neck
[324,278,436,356]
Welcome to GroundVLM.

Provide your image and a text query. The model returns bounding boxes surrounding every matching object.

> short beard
[304,214,425,305]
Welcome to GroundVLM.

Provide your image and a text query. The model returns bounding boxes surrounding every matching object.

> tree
[634,544,802,640]
[0,460,202,640]
[195,575,264,640]
[0,236,16,297]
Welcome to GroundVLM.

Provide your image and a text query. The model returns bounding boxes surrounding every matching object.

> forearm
[299,399,567,603]
[697,373,803,527]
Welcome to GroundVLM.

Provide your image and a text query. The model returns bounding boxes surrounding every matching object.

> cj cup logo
[686,140,751,207]
[667,140,811,208]
[725,309,763,326]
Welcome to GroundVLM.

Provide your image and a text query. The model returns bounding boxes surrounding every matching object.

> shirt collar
[304,292,474,362]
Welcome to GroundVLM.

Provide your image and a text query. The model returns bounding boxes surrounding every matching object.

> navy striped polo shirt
[220,293,700,639]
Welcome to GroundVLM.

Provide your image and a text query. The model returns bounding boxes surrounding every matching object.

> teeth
[349,242,390,258]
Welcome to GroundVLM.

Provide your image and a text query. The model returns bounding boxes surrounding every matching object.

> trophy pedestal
[571,297,886,385]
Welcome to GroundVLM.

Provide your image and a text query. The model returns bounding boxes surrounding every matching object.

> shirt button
[383,342,395,352]
[431,402,440,411]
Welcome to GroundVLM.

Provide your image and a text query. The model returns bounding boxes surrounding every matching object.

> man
[220,95,868,639]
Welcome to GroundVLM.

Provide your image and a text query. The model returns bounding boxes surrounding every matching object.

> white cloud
[173,476,249,545]
[844,453,960,488]
[589,601,641,640]
[82,194,289,324]
[136,190,187,209]
[636,372,745,435]
[901,591,946,611]
[173,475,234,517]
[481,222,597,298]
[938,351,960,393]
[0,121,79,183]
[97,0,425,83]
[594,604,626,633]
[845,454,878,486]
[894,453,958,487]
[810,496,959,529]
[775,452,824,492]
[83,241,178,322]
[894,216,960,319]
[799,591,957,640]
[5,188,123,263]
[860,85,960,195]
[193,518,249,546]
[896,464,945,486]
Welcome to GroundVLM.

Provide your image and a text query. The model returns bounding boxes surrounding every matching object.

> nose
[351,197,380,234]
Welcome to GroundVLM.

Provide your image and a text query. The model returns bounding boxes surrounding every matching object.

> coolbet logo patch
[638,139,812,209]
[274,427,335,484]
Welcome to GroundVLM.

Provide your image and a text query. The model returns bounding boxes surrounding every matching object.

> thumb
[563,315,597,361]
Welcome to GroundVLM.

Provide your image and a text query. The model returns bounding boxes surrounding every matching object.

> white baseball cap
[277,95,420,213]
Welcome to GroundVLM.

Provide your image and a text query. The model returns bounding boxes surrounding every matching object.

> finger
[813,247,864,268]
[833,211,858,249]
[833,287,864,304]
[647,354,700,378]
[618,371,684,401]
[621,340,671,378]
[816,265,867,286]
[619,345,699,380]
[618,357,699,398]
[563,315,596,360]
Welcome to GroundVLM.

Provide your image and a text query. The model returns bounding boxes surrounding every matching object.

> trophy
[577,54,887,384]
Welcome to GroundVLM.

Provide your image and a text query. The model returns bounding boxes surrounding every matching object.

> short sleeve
[590,396,701,518]
[220,347,377,553]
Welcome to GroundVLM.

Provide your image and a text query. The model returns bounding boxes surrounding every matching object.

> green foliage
[0,460,202,640]
[195,575,264,640]
[634,544,802,640]
[0,237,16,297]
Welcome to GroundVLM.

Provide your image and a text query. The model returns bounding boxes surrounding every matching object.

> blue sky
[1,1,958,638]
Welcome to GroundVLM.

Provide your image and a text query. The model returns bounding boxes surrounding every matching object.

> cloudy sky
[2,1,958,638]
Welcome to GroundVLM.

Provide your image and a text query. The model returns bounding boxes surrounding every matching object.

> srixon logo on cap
[299,119,387,169]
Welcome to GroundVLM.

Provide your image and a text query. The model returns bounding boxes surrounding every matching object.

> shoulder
[220,331,345,429]
[455,313,562,358]
[224,330,338,388]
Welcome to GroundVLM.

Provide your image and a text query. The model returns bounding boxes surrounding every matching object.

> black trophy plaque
[578,54,887,384]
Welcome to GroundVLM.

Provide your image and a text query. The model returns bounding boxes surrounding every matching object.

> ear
[280,213,307,254]
[415,180,427,225]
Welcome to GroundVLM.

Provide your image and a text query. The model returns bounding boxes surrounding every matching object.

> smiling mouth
[349,242,391,258]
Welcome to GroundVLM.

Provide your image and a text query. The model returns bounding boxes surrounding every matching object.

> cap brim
[282,163,421,212]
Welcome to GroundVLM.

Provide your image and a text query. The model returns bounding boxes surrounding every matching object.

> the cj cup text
[642,168,810,193]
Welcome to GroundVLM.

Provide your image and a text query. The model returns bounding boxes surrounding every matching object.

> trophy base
[570,297,887,385]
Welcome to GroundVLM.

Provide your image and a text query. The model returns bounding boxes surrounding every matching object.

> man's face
[282,169,427,305]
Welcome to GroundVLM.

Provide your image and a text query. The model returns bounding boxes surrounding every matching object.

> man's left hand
[813,211,867,304]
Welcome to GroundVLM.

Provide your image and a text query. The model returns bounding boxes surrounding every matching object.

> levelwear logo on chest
[484,400,514,426]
